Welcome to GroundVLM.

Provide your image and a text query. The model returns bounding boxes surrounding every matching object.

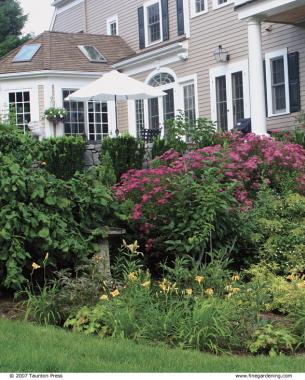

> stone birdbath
[96,227,126,282]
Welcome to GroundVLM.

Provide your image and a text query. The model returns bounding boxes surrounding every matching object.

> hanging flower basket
[44,107,67,123]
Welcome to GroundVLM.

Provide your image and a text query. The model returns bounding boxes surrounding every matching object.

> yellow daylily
[185,288,193,296]
[32,262,41,270]
[231,274,240,282]
[100,294,109,301]
[195,275,204,284]
[123,240,139,254]
[231,287,240,294]
[205,288,214,297]
[110,289,120,298]
[287,274,297,281]
[141,280,151,288]
[127,272,137,282]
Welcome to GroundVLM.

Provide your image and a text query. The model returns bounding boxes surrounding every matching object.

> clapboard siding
[53,0,305,131]
[53,3,85,33]
[86,0,178,52]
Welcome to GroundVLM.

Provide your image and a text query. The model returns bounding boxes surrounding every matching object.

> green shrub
[100,135,145,181]
[0,123,41,166]
[248,324,297,356]
[246,190,305,273]
[40,136,86,180]
[152,113,217,157]
[0,154,114,291]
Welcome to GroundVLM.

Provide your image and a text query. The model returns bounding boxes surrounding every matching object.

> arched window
[148,73,175,87]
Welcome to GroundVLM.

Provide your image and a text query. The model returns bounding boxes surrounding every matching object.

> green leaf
[38,227,49,239]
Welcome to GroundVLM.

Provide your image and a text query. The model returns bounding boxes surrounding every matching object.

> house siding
[53,0,305,131]
[53,3,85,33]
[86,0,179,52]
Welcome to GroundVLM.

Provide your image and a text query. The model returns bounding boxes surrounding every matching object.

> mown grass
[0,318,305,373]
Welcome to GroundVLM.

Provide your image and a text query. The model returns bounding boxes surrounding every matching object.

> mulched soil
[0,296,25,320]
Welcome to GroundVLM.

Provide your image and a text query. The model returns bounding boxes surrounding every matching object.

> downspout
[84,0,88,32]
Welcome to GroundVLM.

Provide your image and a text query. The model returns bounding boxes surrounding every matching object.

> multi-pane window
[163,89,175,122]
[215,75,228,131]
[148,98,160,130]
[147,3,161,43]
[271,57,286,114]
[183,84,196,122]
[196,0,205,13]
[88,101,109,141]
[135,99,145,138]
[231,71,244,125]
[148,73,175,87]
[63,89,85,136]
[8,91,31,132]
[110,22,117,36]
[218,0,227,4]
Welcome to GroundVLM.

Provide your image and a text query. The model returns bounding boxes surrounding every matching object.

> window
[13,44,41,62]
[147,3,161,43]
[213,0,232,9]
[107,15,118,36]
[63,89,85,136]
[231,71,244,125]
[135,99,145,138]
[88,101,109,141]
[183,83,196,122]
[148,98,160,130]
[148,73,175,87]
[78,46,107,62]
[9,91,31,133]
[215,75,228,131]
[265,49,290,117]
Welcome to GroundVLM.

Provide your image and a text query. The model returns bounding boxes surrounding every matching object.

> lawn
[1,319,305,373]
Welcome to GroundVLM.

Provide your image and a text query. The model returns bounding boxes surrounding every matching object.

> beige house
[1,0,305,138]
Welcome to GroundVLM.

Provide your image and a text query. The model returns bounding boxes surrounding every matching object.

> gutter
[0,70,105,80]
[113,41,188,70]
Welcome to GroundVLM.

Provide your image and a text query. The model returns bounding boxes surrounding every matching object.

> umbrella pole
[115,95,119,137]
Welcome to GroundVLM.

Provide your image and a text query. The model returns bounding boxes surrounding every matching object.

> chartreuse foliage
[246,189,305,273]
[0,153,114,290]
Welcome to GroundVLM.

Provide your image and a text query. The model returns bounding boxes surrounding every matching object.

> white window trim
[265,48,290,117]
[106,15,119,36]
[212,0,233,10]
[144,0,163,48]
[190,0,208,18]
[128,71,199,138]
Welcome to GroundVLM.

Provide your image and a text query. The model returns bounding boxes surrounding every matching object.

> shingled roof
[0,31,135,75]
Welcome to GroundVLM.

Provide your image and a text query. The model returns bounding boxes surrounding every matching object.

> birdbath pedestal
[97,227,126,281]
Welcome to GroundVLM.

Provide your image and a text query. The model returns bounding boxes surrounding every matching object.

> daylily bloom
[205,288,214,297]
[100,295,109,301]
[127,272,137,282]
[195,275,204,284]
[32,262,41,270]
[110,289,120,297]
[185,288,193,296]
[141,281,151,288]
[231,274,240,282]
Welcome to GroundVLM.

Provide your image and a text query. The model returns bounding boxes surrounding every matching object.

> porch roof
[235,0,305,24]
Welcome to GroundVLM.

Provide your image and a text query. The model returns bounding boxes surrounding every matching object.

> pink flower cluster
[114,133,305,248]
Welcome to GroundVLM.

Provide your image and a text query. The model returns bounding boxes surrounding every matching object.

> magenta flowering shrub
[115,133,305,260]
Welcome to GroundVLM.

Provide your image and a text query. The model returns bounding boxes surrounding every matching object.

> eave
[0,70,105,81]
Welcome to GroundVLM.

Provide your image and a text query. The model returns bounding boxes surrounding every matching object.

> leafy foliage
[0,155,114,291]
[100,135,145,181]
[152,113,217,157]
[246,190,305,273]
[249,324,297,356]
[39,136,86,180]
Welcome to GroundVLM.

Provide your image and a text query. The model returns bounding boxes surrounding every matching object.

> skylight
[78,45,107,63]
[13,44,41,62]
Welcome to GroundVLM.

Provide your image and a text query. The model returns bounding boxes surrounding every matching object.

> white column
[247,18,267,135]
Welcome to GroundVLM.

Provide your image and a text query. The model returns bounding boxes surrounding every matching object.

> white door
[210,61,250,131]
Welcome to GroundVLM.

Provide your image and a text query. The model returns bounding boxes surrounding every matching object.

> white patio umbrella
[66,70,166,136]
